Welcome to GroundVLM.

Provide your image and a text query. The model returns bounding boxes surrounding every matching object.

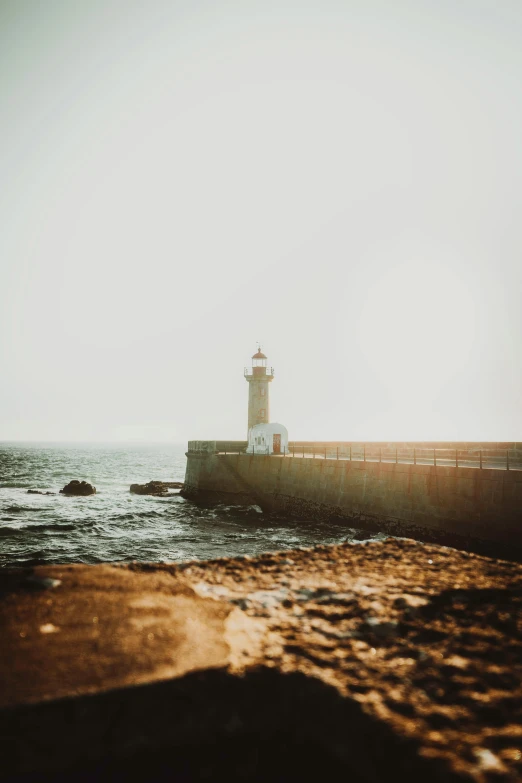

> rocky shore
[1,539,521,781]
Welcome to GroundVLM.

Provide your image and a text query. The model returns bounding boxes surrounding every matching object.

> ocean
[0,442,382,569]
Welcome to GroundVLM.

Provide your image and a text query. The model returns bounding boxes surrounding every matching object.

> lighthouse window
[259,409,266,417]
[260,388,265,396]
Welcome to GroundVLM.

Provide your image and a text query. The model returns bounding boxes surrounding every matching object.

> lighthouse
[245,346,289,454]
[244,346,274,432]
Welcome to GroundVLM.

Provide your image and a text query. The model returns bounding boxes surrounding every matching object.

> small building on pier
[247,422,289,455]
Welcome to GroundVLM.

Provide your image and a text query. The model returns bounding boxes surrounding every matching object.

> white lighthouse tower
[244,346,288,454]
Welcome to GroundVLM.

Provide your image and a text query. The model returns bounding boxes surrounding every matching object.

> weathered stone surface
[1,540,522,780]
[130,481,183,496]
[59,480,96,496]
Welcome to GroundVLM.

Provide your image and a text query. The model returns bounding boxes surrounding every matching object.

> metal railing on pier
[211,442,522,471]
[284,444,522,470]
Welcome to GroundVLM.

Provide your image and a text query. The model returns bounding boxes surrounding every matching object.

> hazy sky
[1,0,521,442]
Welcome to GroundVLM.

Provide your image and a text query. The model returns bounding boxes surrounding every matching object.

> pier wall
[183,446,522,552]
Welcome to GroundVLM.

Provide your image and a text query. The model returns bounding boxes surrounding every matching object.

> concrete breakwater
[183,442,522,555]
[2,539,522,781]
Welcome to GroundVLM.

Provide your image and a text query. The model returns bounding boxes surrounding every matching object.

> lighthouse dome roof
[252,349,267,359]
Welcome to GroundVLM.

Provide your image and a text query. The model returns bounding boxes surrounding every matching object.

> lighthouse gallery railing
[244,367,274,377]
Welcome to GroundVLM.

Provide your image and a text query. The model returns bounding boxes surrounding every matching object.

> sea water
[0,442,382,568]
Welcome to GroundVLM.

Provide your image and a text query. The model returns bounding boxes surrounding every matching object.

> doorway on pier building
[273,434,281,454]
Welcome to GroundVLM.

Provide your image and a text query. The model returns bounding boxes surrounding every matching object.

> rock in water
[60,480,96,496]
[130,481,182,496]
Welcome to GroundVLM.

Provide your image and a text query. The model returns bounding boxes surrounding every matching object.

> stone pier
[183,442,522,556]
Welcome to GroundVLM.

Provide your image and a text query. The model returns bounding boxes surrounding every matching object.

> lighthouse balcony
[244,367,274,379]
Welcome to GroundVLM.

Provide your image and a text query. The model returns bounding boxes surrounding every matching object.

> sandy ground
[1,538,521,780]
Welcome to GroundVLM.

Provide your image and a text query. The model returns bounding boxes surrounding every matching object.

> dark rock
[27,490,55,495]
[60,480,96,496]
[130,481,182,496]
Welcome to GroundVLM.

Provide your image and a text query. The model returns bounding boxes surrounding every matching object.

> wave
[8,557,50,568]
[0,522,78,537]
[5,506,43,514]
[111,510,163,522]
[0,526,20,537]
[213,504,266,517]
